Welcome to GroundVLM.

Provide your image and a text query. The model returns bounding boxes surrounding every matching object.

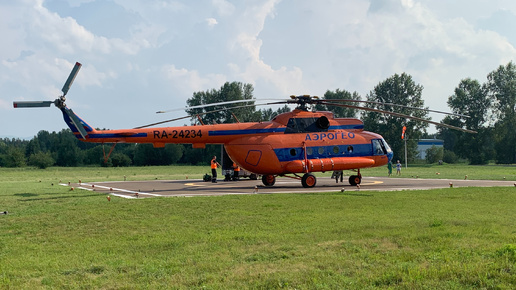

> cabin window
[333,146,339,154]
[318,147,324,155]
[306,147,313,155]
[347,145,354,153]
[290,148,297,156]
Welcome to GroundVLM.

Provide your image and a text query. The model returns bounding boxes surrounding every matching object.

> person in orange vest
[233,162,240,181]
[211,156,221,183]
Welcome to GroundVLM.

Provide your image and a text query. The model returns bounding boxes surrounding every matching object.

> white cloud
[212,0,235,16]
[225,0,307,95]
[2,0,516,137]
[162,64,226,95]
[27,1,152,56]
[206,17,218,28]
[0,99,9,110]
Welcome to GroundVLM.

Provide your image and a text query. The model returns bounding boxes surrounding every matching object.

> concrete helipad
[70,177,516,199]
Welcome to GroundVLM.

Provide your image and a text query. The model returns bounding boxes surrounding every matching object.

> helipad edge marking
[83,183,163,197]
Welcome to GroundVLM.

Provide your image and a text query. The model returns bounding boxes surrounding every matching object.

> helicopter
[13,62,476,188]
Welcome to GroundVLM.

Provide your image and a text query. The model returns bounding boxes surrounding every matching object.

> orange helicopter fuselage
[66,108,393,175]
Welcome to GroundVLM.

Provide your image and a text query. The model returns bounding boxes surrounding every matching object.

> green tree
[28,152,55,169]
[83,145,105,165]
[315,89,362,118]
[55,129,83,166]
[35,130,56,153]
[440,78,493,164]
[257,105,291,122]
[25,138,41,157]
[448,78,491,129]
[1,147,26,167]
[439,116,461,152]
[180,144,219,166]
[163,144,184,164]
[485,62,516,163]
[442,150,458,164]
[0,140,7,159]
[110,153,132,167]
[133,144,184,166]
[186,82,259,124]
[361,73,429,163]
[425,145,443,164]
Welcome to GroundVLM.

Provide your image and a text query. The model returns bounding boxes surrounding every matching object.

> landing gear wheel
[262,175,276,186]
[349,175,361,186]
[249,174,258,180]
[301,173,317,188]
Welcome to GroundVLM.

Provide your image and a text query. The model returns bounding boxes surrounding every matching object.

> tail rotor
[12,62,88,139]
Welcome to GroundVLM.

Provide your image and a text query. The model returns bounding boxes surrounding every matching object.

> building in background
[417,139,444,159]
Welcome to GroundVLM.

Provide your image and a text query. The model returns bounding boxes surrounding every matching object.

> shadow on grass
[14,193,39,197]
[340,192,375,197]
[19,193,106,202]
[302,191,374,197]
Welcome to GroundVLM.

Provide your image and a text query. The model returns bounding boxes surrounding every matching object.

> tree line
[1,62,515,168]
[439,62,516,164]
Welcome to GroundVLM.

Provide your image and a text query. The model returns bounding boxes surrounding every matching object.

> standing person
[332,171,344,183]
[232,162,240,181]
[211,156,221,183]
[396,160,401,176]
[387,161,393,177]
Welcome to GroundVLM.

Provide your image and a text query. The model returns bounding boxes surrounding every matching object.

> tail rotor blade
[61,62,82,96]
[13,101,54,108]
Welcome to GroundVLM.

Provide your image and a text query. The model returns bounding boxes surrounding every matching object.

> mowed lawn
[1,165,515,288]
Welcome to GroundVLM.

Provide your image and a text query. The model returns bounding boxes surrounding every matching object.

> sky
[1,0,516,139]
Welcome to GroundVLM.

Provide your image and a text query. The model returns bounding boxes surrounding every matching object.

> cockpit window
[372,139,387,155]
[381,139,392,153]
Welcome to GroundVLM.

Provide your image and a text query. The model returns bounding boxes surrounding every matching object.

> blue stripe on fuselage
[329,124,364,130]
[274,143,373,162]
[72,133,148,139]
[209,128,286,136]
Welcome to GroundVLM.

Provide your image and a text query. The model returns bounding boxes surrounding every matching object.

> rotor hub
[54,96,66,109]
[289,95,320,111]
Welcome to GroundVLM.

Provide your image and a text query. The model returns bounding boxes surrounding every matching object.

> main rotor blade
[13,101,54,108]
[322,99,470,118]
[156,99,284,114]
[62,62,82,96]
[325,102,477,134]
[137,101,285,129]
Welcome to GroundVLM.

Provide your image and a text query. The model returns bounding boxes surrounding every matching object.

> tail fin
[60,107,96,139]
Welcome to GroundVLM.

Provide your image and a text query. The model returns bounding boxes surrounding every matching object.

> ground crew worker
[211,156,221,183]
[233,162,240,181]
[332,170,343,183]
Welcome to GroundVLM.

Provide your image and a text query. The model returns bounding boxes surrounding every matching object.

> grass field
[1,164,516,288]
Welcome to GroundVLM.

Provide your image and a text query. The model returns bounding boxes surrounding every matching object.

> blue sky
[2,0,515,138]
